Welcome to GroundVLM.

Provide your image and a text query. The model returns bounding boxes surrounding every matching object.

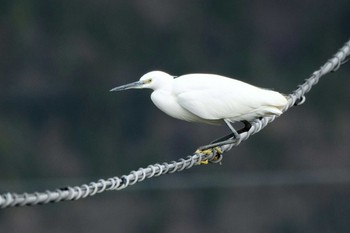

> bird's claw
[195,147,223,165]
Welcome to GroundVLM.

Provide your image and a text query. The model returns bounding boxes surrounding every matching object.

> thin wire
[0,39,349,208]
[2,169,350,192]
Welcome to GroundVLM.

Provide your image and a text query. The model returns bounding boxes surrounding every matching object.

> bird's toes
[195,147,223,165]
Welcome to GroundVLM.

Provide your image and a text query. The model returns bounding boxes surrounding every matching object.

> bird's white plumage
[111,71,288,125]
[173,74,286,122]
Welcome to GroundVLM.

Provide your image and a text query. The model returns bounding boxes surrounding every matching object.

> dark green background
[1,1,350,232]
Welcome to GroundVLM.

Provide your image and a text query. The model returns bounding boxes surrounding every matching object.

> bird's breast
[150,90,209,123]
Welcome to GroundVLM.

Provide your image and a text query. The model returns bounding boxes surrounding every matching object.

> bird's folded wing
[176,89,262,120]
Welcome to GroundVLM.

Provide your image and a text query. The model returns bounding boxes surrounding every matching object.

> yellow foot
[195,147,223,165]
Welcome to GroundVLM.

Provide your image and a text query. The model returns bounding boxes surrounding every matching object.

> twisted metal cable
[1,39,349,208]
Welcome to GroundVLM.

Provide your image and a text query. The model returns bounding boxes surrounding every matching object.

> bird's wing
[176,89,257,120]
[173,74,287,121]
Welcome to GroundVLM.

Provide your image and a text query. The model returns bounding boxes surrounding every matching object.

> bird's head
[110,71,174,92]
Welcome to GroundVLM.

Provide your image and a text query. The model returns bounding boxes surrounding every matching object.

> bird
[110,71,288,150]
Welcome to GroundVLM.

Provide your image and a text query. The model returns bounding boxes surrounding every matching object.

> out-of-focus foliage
[0,1,350,232]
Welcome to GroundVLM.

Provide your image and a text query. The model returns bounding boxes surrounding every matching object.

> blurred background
[1,0,350,232]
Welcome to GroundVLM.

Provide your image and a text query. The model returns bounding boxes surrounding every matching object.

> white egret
[110,71,288,149]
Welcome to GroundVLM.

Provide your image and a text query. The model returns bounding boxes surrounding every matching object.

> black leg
[210,120,251,143]
[239,120,251,133]
[198,120,252,150]
[210,132,236,144]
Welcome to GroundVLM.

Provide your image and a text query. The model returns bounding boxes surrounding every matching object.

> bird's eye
[145,78,152,84]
